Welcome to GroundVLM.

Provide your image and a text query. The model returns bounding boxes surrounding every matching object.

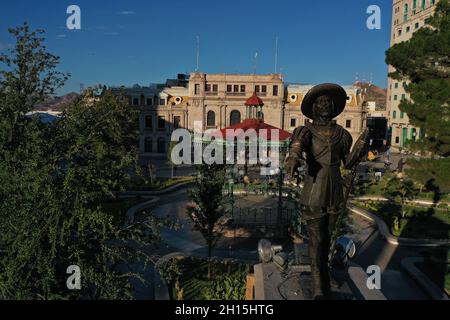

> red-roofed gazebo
[216,118,291,142]
[194,91,292,168]
[245,92,265,120]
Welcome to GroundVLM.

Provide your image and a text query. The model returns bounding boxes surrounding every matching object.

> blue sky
[0,0,392,94]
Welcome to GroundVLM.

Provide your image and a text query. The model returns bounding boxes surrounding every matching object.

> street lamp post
[276,167,284,237]
[261,156,271,195]
[227,165,238,255]
[269,168,275,196]
[226,166,236,219]
[229,177,235,219]
[277,169,283,234]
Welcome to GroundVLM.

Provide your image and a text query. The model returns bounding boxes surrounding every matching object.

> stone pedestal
[253,243,386,300]
[254,262,357,300]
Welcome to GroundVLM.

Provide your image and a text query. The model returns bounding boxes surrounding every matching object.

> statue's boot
[311,274,325,300]
[330,275,340,290]
[310,275,334,300]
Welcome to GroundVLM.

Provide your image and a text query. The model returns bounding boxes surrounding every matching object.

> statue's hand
[342,173,353,189]
[285,156,300,180]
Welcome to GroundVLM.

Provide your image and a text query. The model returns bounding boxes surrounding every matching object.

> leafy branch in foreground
[0,24,163,299]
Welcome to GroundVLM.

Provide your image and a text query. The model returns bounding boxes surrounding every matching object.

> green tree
[406,157,450,193]
[186,164,225,278]
[382,175,418,218]
[385,0,450,189]
[0,24,162,299]
[0,23,69,149]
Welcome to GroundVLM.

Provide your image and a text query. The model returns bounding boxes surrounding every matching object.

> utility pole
[195,35,200,72]
[276,168,284,238]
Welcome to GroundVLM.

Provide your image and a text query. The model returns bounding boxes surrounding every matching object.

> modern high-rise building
[387,0,438,150]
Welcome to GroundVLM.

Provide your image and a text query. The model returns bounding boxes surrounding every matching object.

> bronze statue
[285,83,367,300]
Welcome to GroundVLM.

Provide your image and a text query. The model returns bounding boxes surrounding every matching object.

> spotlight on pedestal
[331,236,356,267]
[257,239,283,263]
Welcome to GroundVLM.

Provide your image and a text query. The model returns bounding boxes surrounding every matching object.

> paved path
[354,195,449,207]
[354,229,430,299]
[138,157,196,178]
[364,151,420,171]
[151,189,259,261]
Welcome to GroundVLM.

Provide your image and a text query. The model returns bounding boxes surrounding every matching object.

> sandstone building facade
[113,73,368,157]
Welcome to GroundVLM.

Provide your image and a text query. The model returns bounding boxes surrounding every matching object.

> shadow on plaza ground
[398,212,449,297]
[404,181,449,297]
[183,192,299,263]
[356,181,449,299]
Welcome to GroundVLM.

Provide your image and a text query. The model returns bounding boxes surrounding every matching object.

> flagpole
[195,36,200,72]
[275,36,278,74]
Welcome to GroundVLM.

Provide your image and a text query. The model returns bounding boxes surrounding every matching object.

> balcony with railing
[225,91,246,96]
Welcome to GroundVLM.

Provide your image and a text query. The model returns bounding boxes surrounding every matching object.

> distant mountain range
[34,92,79,111]
[34,83,387,112]
[354,81,387,110]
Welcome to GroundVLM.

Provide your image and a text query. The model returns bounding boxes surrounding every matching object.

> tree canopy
[385,0,450,192]
[186,163,226,259]
[386,0,450,156]
[0,24,159,299]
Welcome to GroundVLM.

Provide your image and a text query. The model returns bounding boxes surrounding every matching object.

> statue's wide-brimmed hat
[301,83,347,119]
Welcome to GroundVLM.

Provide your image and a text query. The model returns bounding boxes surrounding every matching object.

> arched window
[207,111,216,127]
[157,138,166,153]
[393,110,397,119]
[230,110,241,125]
[144,137,153,153]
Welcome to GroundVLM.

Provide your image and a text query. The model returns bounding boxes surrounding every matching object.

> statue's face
[313,95,333,119]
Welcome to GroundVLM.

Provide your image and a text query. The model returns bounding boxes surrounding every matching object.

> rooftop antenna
[274,36,278,74]
[195,35,200,72]
[253,52,258,75]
